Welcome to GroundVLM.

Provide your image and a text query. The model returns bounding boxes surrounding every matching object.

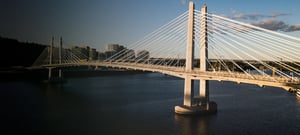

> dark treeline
[0,36,46,69]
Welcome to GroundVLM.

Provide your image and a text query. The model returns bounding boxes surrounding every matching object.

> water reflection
[41,82,64,96]
[2,73,300,135]
[174,114,210,135]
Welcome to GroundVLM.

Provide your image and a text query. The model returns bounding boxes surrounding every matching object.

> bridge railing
[192,70,300,84]
[96,61,300,85]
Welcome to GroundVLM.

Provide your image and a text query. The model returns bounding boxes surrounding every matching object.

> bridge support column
[199,79,209,109]
[48,36,54,80]
[272,67,276,77]
[183,76,194,106]
[58,37,63,78]
[48,67,52,80]
[175,3,217,115]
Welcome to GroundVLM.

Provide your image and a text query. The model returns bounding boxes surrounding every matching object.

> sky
[1,0,300,51]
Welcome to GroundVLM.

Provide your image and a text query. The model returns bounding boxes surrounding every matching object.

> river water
[1,72,300,135]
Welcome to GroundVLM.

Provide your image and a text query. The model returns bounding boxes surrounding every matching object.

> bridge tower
[175,1,217,115]
[48,36,54,80]
[47,36,63,80]
[58,37,63,78]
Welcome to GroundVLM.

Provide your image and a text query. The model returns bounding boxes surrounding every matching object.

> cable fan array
[104,11,189,68]
[32,9,300,82]
[32,39,89,67]
[197,10,300,79]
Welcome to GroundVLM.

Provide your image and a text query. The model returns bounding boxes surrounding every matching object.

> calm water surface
[1,73,300,135]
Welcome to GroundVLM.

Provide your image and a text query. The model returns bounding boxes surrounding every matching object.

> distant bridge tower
[175,1,217,115]
[47,36,63,80]
[58,37,63,78]
[48,36,54,80]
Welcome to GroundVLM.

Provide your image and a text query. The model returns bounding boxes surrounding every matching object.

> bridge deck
[34,62,300,91]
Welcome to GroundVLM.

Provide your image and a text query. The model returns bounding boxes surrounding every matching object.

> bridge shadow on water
[174,114,211,135]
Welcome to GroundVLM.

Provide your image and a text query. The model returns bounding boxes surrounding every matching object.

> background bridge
[31,1,300,114]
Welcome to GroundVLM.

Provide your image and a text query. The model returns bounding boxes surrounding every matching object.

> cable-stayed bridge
[31,1,300,114]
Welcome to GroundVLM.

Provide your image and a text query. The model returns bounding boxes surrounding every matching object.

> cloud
[285,24,300,32]
[231,12,289,20]
[251,18,300,32]
[230,8,237,14]
[232,13,264,20]
[250,18,300,32]
[228,12,300,32]
[270,12,290,18]
[251,18,288,31]
[180,0,186,5]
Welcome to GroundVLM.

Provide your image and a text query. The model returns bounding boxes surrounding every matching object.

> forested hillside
[0,36,46,69]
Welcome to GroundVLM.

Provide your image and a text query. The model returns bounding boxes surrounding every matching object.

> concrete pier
[175,101,217,115]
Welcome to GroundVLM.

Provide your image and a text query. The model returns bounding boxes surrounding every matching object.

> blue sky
[1,0,300,51]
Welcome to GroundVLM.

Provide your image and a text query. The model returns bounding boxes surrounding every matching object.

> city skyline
[1,0,300,51]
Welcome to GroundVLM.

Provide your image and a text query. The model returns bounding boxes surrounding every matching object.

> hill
[0,36,46,69]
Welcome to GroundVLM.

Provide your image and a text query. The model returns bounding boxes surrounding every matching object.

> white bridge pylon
[31,1,300,114]
[175,1,217,114]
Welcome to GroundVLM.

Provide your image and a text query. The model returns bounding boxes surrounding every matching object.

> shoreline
[0,67,150,81]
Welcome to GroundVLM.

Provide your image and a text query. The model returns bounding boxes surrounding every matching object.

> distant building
[85,46,90,58]
[89,48,97,60]
[103,44,127,60]
[98,52,106,60]
[136,50,150,60]
[105,44,125,52]
[122,49,135,62]
[71,46,90,60]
